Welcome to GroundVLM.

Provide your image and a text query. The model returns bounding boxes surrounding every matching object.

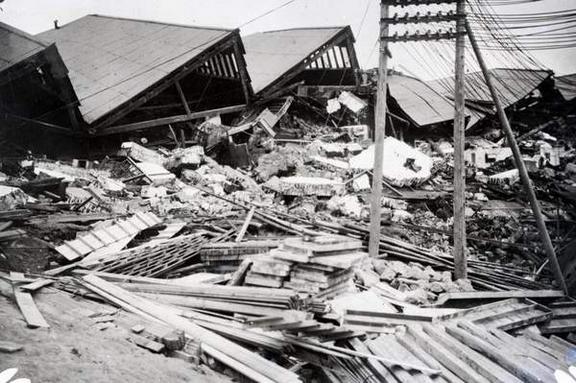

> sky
[1,0,575,80]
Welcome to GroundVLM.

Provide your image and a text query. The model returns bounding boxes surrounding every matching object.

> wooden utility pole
[369,1,390,258]
[466,21,569,294]
[453,0,467,279]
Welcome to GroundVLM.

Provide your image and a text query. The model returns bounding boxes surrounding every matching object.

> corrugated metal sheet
[0,22,48,72]
[556,74,576,101]
[427,68,551,108]
[243,27,345,95]
[37,15,235,124]
[388,74,456,127]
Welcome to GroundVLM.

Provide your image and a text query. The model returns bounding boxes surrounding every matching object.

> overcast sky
[1,0,575,79]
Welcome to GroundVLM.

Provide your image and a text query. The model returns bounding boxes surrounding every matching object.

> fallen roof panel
[243,27,347,95]
[0,21,49,72]
[37,15,236,125]
[556,73,576,101]
[427,68,551,108]
[388,74,456,127]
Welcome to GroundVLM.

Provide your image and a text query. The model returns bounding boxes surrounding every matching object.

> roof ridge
[0,21,49,48]
[256,26,348,34]
[50,14,236,33]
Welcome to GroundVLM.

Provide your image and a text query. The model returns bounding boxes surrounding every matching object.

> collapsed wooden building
[0,22,81,156]
[242,26,361,100]
[37,15,253,151]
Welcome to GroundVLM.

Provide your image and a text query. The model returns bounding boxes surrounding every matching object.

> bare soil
[0,288,231,383]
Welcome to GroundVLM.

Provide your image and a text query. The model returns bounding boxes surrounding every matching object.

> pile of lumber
[244,236,368,299]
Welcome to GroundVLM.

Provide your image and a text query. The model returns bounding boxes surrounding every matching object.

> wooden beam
[96,104,246,136]
[92,36,239,131]
[174,79,195,148]
[81,275,301,383]
[233,40,253,105]
[3,113,86,137]
[235,207,255,242]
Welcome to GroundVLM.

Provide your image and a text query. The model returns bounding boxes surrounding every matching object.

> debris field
[1,6,576,383]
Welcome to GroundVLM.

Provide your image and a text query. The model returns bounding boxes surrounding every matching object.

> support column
[175,79,193,148]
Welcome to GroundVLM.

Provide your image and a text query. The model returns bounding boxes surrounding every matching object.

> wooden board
[13,289,49,328]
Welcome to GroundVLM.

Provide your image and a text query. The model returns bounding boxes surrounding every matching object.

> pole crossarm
[382,30,463,42]
[382,11,461,25]
[382,0,458,6]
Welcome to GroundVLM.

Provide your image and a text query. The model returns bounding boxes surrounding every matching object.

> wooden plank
[98,104,246,136]
[130,334,165,353]
[435,290,564,306]
[235,207,255,243]
[422,324,523,383]
[227,258,253,286]
[201,343,276,383]
[446,323,547,383]
[20,279,54,292]
[396,332,465,383]
[13,288,49,328]
[406,325,490,383]
[81,275,301,383]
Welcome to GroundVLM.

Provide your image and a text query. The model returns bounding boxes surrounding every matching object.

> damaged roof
[0,21,49,72]
[556,73,576,101]
[427,68,552,108]
[242,27,350,95]
[388,74,456,127]
[37,15,239,125]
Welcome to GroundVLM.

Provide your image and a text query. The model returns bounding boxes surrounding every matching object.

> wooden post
[453,0,467,280]
[175,80,194,148]
[368,1,390,258]
[466,21,569,294]
[232,42,253,106]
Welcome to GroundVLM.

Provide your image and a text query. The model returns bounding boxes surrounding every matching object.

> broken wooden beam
[97,105,247,136]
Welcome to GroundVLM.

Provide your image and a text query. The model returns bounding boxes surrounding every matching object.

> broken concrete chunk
[326,98,341,114]
[338,91,367,114]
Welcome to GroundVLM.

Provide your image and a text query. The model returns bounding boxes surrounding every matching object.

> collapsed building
[37,15,253,153]
[0,22,81,156]
[242,26,360,100]
[1,12,576,383]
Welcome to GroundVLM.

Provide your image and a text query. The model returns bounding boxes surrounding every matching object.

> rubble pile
[1,52,576,383]
[2,116,575,381]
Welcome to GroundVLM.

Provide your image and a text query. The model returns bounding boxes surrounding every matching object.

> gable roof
[242,27,349,95]
[37,14,237,125]
[426,68,552,108]
[0,21,49,72]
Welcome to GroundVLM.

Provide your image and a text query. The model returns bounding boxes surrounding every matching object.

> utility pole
[368,1,390,258]
[466,21,569,294]
[370,0,464,264]
[453,0,467,280]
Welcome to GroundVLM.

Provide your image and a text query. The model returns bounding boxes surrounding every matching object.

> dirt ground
[0,288,231,383]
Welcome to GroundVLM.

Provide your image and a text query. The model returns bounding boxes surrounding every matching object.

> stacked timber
[199,240,279,273]
[244,236,368,299]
